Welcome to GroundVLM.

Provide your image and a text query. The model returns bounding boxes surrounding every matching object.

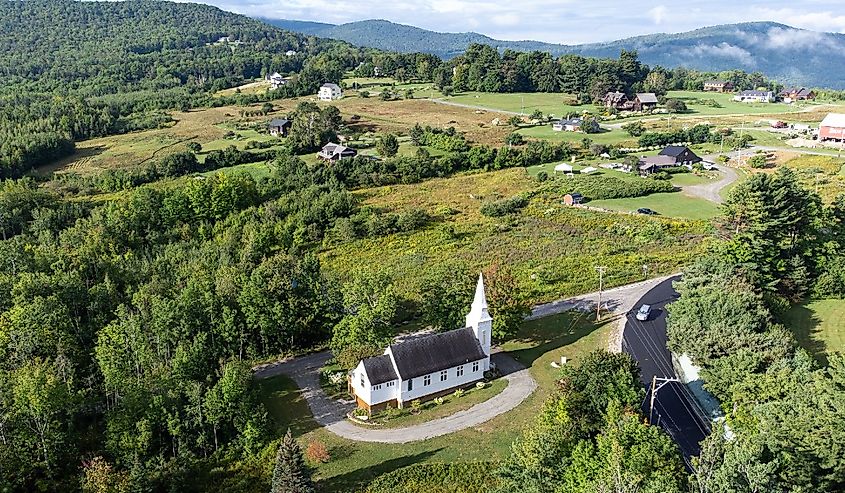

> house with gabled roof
[317,142,357,161]
[267,118,291,137]
[603,91,630,110]
[820,113,845,142]
[778,87,816,103]
[734,90,775,103]
[350,274,493,413]
[703,80,734,93]
[633,93,659,112]
[319,83,342,101]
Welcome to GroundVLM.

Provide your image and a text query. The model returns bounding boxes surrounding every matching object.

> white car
[636,304,652,321]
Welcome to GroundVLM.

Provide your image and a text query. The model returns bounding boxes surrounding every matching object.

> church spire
[472,272,488,311]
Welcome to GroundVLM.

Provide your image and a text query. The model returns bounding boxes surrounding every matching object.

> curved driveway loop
[255,352,536,443]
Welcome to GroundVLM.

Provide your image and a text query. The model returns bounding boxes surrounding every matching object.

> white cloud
[648,5,668,25]
[764,26,841,49]
[681,43,755,66]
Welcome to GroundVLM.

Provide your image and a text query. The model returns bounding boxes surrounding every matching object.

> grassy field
[258,311,613,492]
[518,124,637,146]
[666,90,800,115]
[588,192,721,220]
[320,168,714,304]
[783,299,845,366]
[441,91,584,117]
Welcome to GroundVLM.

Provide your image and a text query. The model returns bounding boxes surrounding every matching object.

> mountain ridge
[262,18,845,88]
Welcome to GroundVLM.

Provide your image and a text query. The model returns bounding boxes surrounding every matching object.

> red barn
[820,113,845,142]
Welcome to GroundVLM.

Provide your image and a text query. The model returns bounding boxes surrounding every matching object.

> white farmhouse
[350,274,493,413]
[319,83,342,101]
[268,72,288,90]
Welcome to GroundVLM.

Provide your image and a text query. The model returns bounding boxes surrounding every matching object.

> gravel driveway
[681,164,739,204]
[255,352,535,443]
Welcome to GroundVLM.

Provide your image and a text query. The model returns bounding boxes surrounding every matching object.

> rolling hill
[264,18,845,88]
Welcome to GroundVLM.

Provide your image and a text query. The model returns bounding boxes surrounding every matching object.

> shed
[563,193,584,206]
[554,163,574,173]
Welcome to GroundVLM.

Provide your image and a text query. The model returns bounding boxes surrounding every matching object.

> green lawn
[442,91,585,116]
[666,90,800,115]
[588,192,720,220]
[669,172,715,187]
[518,124,636,146]
[783,299,845,366]
[258,312,613,492]
[361,379,509,429]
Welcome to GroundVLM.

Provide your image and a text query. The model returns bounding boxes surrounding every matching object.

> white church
[350,274,493,413]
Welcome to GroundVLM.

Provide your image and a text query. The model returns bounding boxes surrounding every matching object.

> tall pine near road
[272,429,314,493]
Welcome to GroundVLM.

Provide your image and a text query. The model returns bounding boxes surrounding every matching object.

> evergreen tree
[271,429,314,493]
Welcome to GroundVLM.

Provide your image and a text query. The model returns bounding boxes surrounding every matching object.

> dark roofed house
[633,93,659,112]
[317,142,357,161]
[603,91,631,110]
[779,87,816,103]
[350,274,493,414]
[552,117,598,132]
[638,155,678,174]
[267,118,291,137]
[659,145,702,166]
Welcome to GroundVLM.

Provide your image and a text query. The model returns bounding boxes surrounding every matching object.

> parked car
[636,304,652,321]
[636,208,657,215]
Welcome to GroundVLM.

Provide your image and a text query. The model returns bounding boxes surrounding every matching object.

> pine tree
[271,429,314,493]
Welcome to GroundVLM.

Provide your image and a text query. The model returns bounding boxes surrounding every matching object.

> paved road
[622,277,711,466]
[528,274,677,320]
[681,163,739,204]
[255,351,536,443]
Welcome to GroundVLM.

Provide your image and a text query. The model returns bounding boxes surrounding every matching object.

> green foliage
[664,98,688,113]
[496,350,683,493]
[747,154,769,169]
[480,195,529,217]
[540,175,674,201]
[375,133,400,157]
[720,167,826,298]
[364,462,500,493]
[638,124,712,147]
[330,271,399,355]
[417,266,474,331]
[621,121,646,137]
[484,264,531,341]
[271,429,314,493]
[287,102,342,153]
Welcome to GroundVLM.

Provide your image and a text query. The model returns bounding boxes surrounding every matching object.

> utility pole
[595,266,607,321]
[649,375,680,424]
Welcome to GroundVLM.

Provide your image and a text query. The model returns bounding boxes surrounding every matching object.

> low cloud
[764,26,841,49]
[648,5,668,25]
[681,43,755,67]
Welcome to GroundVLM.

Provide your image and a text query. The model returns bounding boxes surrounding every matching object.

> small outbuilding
[634,93,659,112]
[267,118,291,137]
[563,193,584,206]
[318,142,357,161]
[554,163,574,173]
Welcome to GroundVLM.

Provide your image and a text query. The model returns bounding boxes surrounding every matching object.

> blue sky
[201,0,845,44]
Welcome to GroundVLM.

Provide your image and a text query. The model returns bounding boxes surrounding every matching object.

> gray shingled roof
[268,118,289,127]
[389,328,486,380]
[659,145,692,157]
[636,93,659,104]
[362,355,398,385]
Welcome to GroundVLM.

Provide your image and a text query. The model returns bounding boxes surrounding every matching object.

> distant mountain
[263,18,845,88]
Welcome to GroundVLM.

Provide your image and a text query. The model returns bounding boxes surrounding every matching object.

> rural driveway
[681,163,738,204]
[428,98,521,116]
[254,351,536,443]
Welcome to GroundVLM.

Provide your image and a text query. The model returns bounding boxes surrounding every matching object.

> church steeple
[466,273,493,359]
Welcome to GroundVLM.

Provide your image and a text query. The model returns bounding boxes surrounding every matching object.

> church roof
[389,328,487,380]
[361,354,398,385]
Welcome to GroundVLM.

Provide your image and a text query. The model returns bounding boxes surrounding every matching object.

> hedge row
[363,462,500,493]
[543,175,675,201]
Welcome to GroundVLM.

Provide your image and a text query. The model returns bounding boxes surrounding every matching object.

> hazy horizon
[183,0,845,44]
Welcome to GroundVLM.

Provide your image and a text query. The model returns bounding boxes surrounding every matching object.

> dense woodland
[1,1,844,492]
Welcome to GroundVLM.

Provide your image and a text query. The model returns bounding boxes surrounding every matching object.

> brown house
[603,91,631,110]
[704,80,735,93]
[778,87,816,103]
[633,93,659,112]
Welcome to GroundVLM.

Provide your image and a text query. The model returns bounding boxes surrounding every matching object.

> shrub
[536,171,549,182]
[541,175,674,201]
[621,121,646,137]
[433,397,445,406]
[335,342,383,370]
[665,98,688,113]
[306,441,330,463]
[453,389,465,398]
[748,154,769,169]
[480,195,529,217]
[364,462,500,493]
